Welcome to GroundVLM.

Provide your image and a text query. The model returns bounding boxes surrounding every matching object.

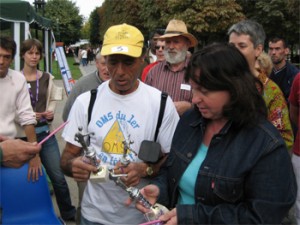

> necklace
[22,69,39,109]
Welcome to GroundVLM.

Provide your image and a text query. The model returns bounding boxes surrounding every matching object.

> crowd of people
[0,17,299,225]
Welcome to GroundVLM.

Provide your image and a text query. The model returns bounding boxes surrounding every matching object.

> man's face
[106,54,142,95]
[268,40,288,65]
[229,32,262,69]
[0,47,13,78]
[150,33,160,53]
[164,36,189,64]
[96,55,110,81]
[155,40,165,62]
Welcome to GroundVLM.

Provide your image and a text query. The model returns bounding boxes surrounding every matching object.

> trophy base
[90,165,109,182]
[144,203,169,222]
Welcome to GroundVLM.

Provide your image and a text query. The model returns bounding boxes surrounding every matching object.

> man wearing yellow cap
[60,23,179,225]
[145,19,198,116]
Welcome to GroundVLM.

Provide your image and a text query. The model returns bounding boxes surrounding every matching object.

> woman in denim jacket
[135,43,297,224]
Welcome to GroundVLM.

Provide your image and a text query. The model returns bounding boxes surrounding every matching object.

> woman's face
[23,46,41,68]
[190,79,231,121]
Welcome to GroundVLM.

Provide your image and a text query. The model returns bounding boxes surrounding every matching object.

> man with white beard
[145,19,198,116]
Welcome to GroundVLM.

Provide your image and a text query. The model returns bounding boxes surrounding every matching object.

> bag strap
[154,92,168,142]
[88,89,98,125]
[87,89,167,142]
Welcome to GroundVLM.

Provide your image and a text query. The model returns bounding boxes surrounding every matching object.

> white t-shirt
[63,80,179,224]
[81,49,87,59]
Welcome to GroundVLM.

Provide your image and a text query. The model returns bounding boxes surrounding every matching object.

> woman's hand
[159,208,177,225]
[35,112,43,121]
[27,154,42,182]
[43,111,54,120]
[125,184,160,213]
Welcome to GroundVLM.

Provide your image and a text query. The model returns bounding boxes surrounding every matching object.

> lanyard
[22,70,39,109]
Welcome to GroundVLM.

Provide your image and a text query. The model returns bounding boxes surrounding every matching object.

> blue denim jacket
[154,109,296,224]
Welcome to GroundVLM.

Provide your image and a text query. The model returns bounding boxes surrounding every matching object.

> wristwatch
[146,164,154,176]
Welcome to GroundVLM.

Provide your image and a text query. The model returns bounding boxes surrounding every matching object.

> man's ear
[284,47,290,56]
[255,44,263,58]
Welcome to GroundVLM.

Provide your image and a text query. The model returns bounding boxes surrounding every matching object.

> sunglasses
[155,45,164,50]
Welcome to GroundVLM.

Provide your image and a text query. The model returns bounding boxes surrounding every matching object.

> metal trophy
[108,139,169,224]
[109,171,168,224]
[74,127,109,182]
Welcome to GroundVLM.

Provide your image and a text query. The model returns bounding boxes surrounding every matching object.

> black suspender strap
[88,89,97,125]
[87,89,167,142]
[154,92,168,142]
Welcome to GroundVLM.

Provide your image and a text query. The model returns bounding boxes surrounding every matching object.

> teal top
[178,143,208,204]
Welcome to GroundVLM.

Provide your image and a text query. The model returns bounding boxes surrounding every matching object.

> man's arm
[289,103,298,126]
[60,142,98,181]
[174,101,193,116]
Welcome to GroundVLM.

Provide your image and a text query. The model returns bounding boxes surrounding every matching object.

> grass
[41,56,82,80]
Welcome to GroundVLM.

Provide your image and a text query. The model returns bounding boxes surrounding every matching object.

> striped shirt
[145,59,192,102]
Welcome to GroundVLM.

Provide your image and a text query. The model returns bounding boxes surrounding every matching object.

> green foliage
[236,0,299,46]
[99,0,145,40]
[89,8,101,46]
[44,0,83,45]
[162,0,245,46]
[48,56,82,80]
[81,21,90,40]
[98,0,244,47]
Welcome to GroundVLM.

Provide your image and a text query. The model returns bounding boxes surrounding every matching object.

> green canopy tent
[0,0,54,72]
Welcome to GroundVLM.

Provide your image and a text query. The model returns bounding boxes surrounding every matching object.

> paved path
[51,60,96,224]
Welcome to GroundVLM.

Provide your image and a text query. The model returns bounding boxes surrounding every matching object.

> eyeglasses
[155,45,164,50]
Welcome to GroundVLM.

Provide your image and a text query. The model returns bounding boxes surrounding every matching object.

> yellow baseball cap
[101,23,144,57]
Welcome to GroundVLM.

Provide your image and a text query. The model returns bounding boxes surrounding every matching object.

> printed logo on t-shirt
[94,110,141,166]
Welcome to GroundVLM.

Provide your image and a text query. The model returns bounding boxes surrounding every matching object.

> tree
[161,0,245,46]
[81,21,90,40]
[89,8,101,46]
[236,0,299,58]
[44,0,83,45]
[98,0,145,41]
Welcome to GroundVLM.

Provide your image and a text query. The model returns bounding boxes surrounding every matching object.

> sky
[26,0,104,19]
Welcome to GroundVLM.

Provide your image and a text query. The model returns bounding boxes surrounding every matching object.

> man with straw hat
[61,23,179,225]
[145,19,198,116]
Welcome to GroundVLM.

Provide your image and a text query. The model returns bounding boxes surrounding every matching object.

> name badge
[180,84,191,91]
[27,83,31,89]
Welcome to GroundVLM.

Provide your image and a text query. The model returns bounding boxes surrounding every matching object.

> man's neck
[169,60,186,72]
[274,60,286,71]
[0,69,8,78]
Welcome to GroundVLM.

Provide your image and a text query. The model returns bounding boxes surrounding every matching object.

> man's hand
[71,156,99,182]
[1,139,41,168]
[0,135,9,142]
[113,161,147,187]
[60,142,98,181]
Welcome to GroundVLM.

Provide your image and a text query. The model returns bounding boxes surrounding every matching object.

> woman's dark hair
[185,43,267,128]
[20,38,43,59]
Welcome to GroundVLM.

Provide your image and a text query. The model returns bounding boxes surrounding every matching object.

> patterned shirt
[145,59,192,102]
[258,71,294,150]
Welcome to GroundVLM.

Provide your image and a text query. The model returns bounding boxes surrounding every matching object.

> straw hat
[159,19,198,47]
